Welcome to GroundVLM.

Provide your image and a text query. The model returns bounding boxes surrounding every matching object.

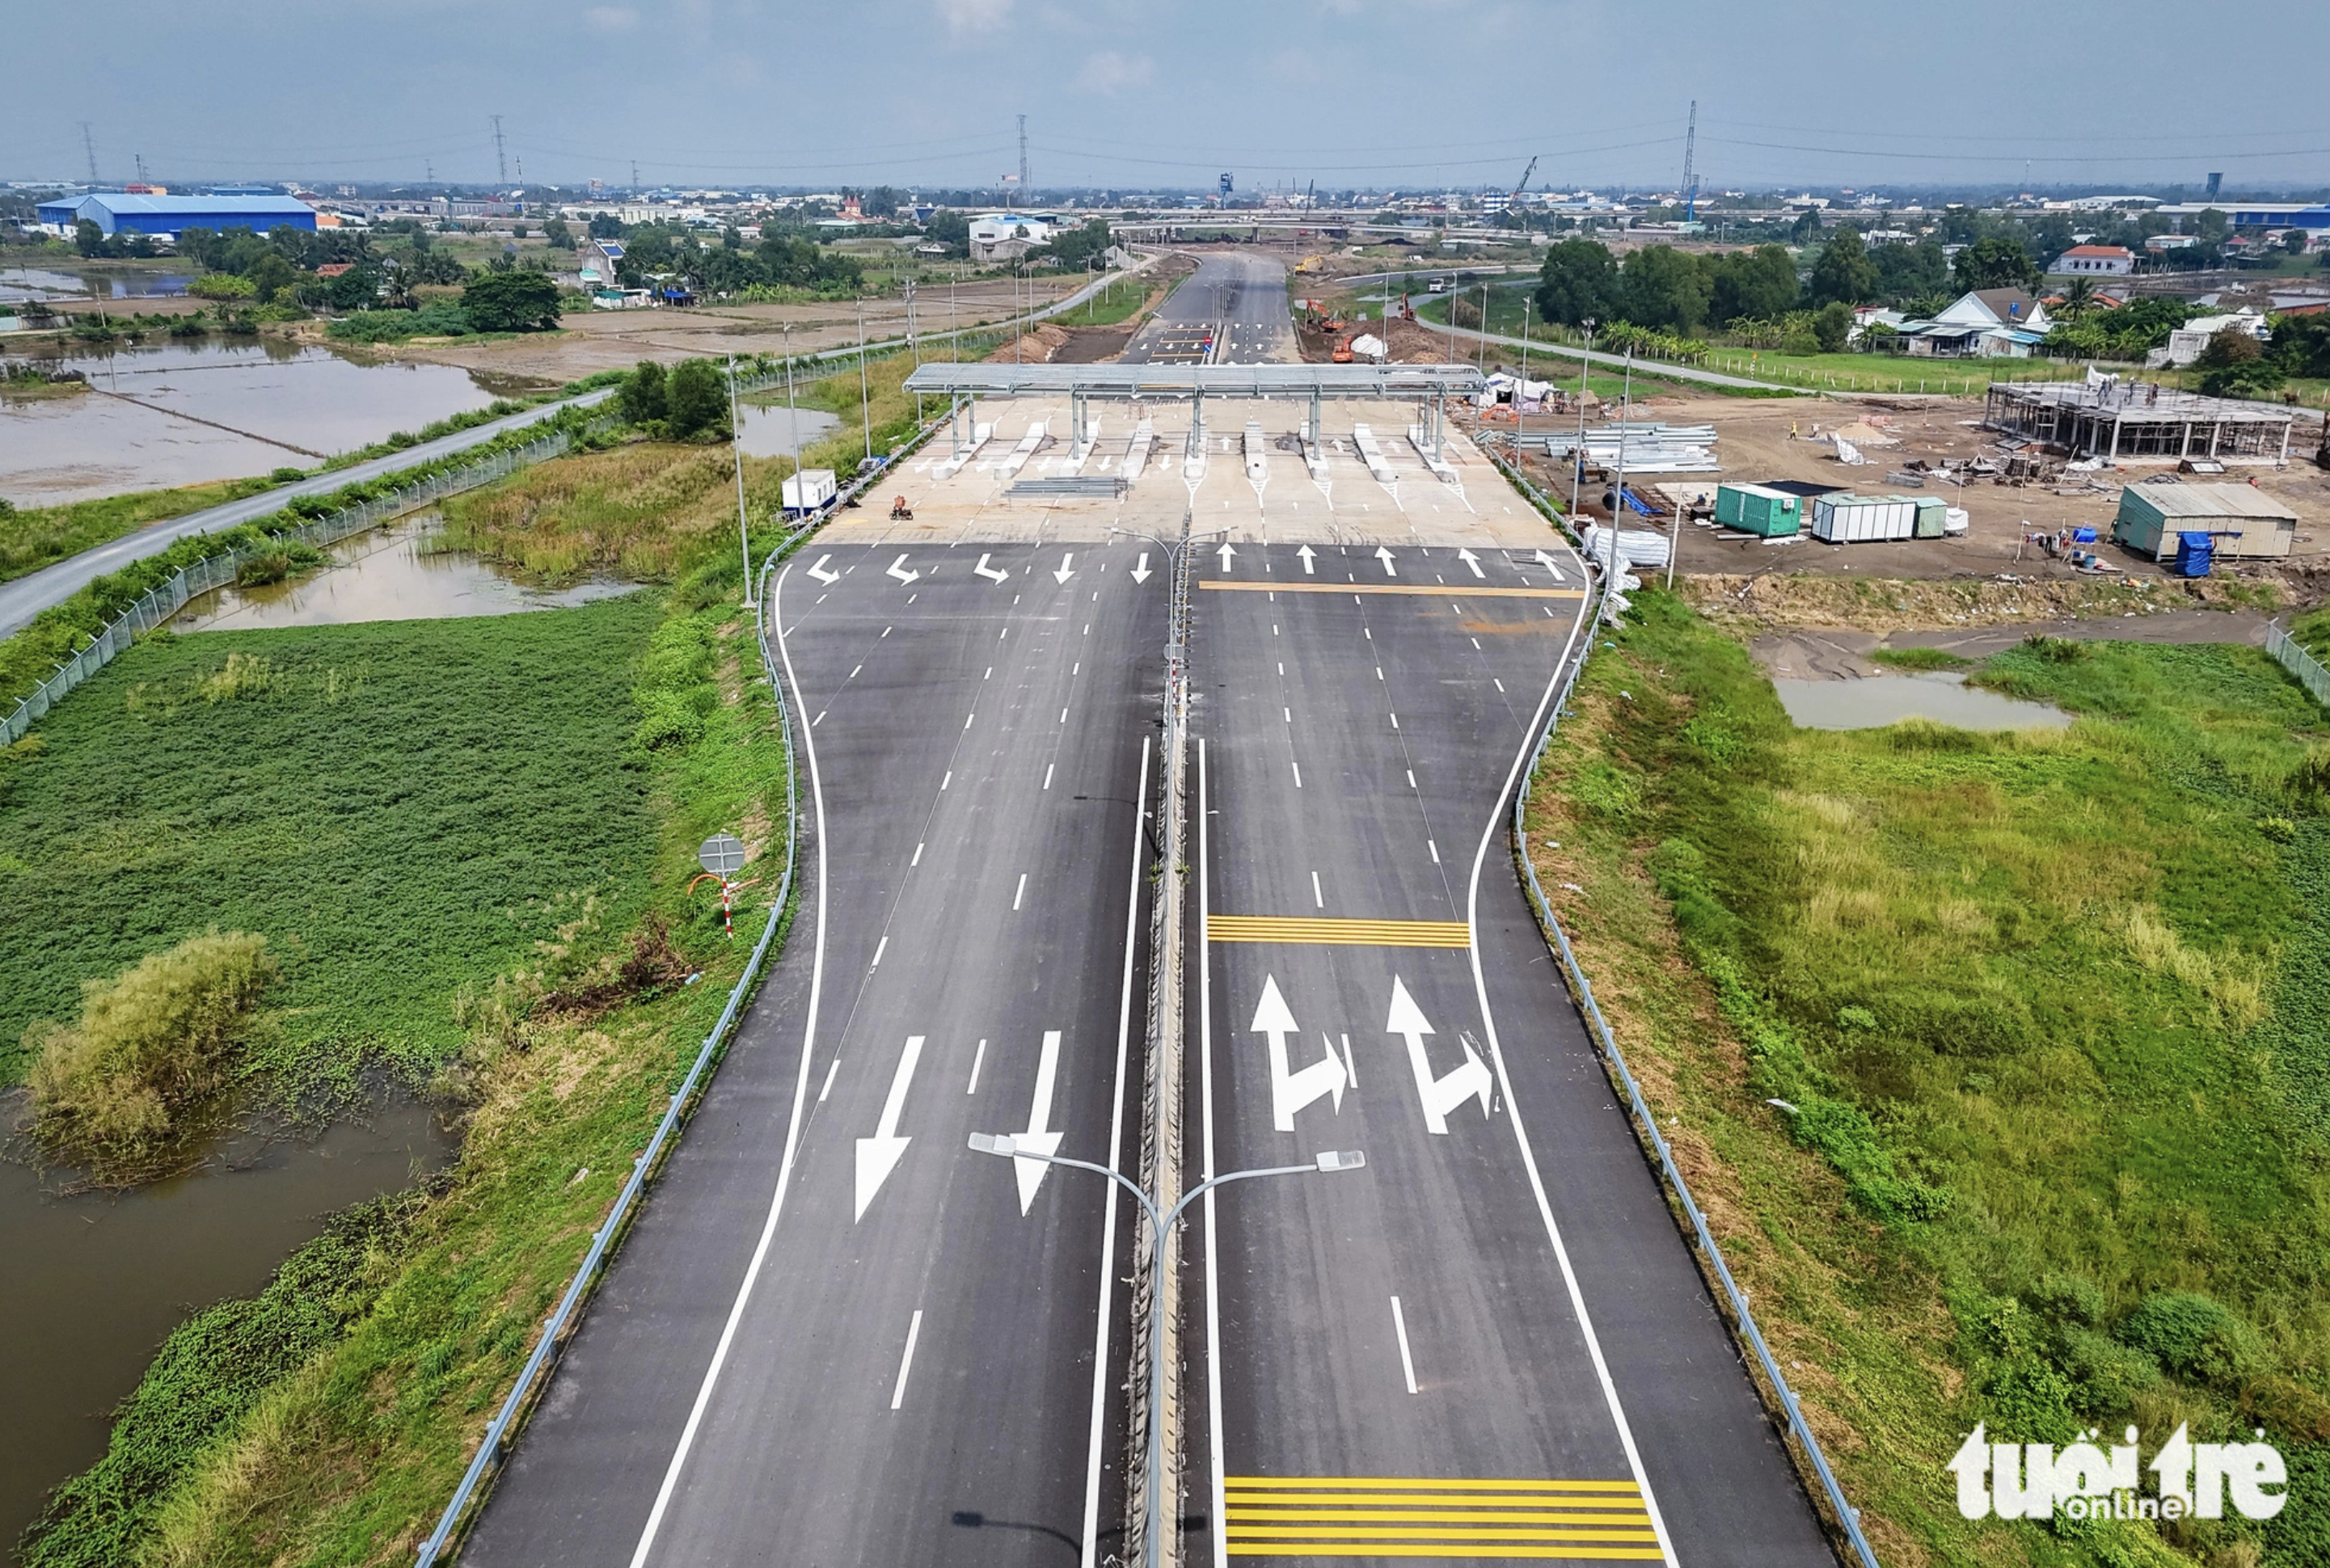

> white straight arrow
[1252,975,1345,1132]
[855,1034,924,1220]
[1052,552,1076,585]
[1296,544,1317,575]
[807,554,841,585]
[1216,541,1238,572]
[1129,552,1152,584]
[1387,977,1491,1135]
[1532,549,1567,583]
[973,553,1009,583]
[1011,1030,1065,1213]
[1375,545,1397,576]
[886,554,920,585]
[1456,548,1484,579]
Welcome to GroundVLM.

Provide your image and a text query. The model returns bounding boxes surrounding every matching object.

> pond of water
[0,1095,456,1562]
[1772,672,2073,731]
[736,400,841,460]
[0,268,192,302]
[0,340,498,506]
[175,515,635,633]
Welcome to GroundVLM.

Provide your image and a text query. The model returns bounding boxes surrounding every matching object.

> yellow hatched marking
[1207,917,1471,949]
[1221,1477,1663,1562]
[1201,581,1582,599]
[1230,1509,1648,1526]
[1226,1477,1640,1494]
[1233,1526,1656,1542]
[1226,1546,1664,1561]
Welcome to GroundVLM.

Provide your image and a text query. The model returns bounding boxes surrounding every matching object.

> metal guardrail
[2267,622,2330,711]
[2,419,614,745]
[412,532,812,1567]
[1486,445,1881,1568]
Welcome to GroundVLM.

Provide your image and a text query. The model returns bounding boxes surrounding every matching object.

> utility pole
[79,122,98,184]
[1018,113,1029,208]
[726,354,754,609]
[631,160,640,194]
[1682,101,1699,222]
[134,152,146,185]
[492,115,508,186]
[858,297,872,466]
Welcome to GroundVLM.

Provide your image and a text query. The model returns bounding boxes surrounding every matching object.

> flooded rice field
[735,399,841,460]
[0,339,499,505]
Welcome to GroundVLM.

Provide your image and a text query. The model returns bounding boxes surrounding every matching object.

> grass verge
[1,478,289,586]
[13,470,798,1563]
[1526,591,2330,1568]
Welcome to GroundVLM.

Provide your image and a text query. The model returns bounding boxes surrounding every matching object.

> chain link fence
[3,420,613,745]
[2266,623,2330,711]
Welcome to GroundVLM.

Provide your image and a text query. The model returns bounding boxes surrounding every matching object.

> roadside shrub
[631,690,707,752]
[2023,632,2088,663]
[2058,1325,2163,1414]
[2118,1292,2269,1387]
[25,931,278,1166]
[2028,1271,2108,1328]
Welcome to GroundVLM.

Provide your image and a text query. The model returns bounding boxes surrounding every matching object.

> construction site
[1981,379,2300,464]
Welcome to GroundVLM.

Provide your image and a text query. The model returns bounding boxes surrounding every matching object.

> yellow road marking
[1226,1546,1664,1561]
[1226,1477,1640,1493]
[1230,1506,1648,1522]
[1208,917,1471,949]
[1201,581,1582,599]
[1231,1526,1657,1542]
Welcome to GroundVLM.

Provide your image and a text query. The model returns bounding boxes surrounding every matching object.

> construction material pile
[1538,422,1719,474]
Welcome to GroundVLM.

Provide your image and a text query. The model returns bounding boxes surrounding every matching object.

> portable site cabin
[782,468,838,515]
[1912,495,1949,539]
[1810,493,1919,544]
[1713,483,1802,537]
[2113,483,2299,561]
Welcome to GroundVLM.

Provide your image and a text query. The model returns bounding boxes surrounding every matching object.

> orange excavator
[1330,338,1355,364]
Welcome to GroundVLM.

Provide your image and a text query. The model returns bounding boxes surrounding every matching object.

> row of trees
[610,224,866,297]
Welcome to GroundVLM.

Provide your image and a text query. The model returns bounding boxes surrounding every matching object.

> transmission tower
[632,160,640,193]
[492,115,508,185]
[1682,100,1699,222]
[134,152,147,184]
[79,121,98,183]
[1018,114,1028,206]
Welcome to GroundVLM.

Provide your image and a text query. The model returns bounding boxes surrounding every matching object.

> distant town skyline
[10,0,2328,192]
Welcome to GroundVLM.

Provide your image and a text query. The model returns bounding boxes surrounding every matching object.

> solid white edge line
[1200,738,1230,1568]
[1390,1296,1420,1395]
[1082,735,1153,1568]
[627,558,832,1568]
[1460,535,1679,1566]
[889,1309,924,1410]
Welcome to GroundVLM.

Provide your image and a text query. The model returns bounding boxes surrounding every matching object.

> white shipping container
[1811,494,1918,544]
[783,468,838,511]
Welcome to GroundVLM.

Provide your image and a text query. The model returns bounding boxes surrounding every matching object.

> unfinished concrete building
[1983,381,2297,463]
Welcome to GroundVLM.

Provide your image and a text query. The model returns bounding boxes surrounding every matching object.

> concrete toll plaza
[467,351,1837,1567]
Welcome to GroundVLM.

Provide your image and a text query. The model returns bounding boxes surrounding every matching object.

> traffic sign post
[692,834,755,938]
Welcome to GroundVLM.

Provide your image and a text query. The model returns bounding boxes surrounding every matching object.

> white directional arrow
[1456,548,1484,579]
[973,553,1010,584]
[1532,549,1567,583]
[1011,1030,1065,1214]
[1129,552,1152,584]
[1387,977,1492,1135]
[1296,544,1317,575]
[1052,552,1076,585]
[855,1034,925,1220]
[1252,976,1345,1132]
[886,554,920,586]
[1216,541,1239,572]
[1375,545,1398,577]
[806,554,841,585]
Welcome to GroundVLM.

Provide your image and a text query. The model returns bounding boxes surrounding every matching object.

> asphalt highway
[1122,253,1297,366]
[466,540,1165,1567]
[1186,538,1834,1565]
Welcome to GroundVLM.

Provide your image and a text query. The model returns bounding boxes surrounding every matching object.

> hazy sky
[10,0,2328,194]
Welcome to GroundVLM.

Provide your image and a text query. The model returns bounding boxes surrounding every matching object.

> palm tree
[2056,277,2099,322]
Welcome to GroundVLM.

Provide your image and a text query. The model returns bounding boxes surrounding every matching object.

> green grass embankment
[1,478,289,586]
[10,466,799,1565]
[1527,593,2330,1568]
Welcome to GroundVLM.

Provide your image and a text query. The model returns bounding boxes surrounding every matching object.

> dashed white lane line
[818,1056,841,1103]
[1390,713,1400,731]
[883,626,893,637]
[890,1310,924,1410]
[1494,678,1506,693]
[1292,761,1303,789]
[940,770,952,790]
[911,841,924,866]
[813,710,827,727]
[1060,707,1069,723]
[1013,873,1028,911]
[967,1039,987,1094]
[1390,1296,1420,1395]
[1283,707,1291,723]
[965,713,975,730]
[871,936,889,969]
[1044,764,1055,790]
[849,665,862,679]
[1429,840,1441,864]
[1406,769,1417,790]
[1311,871,1324,909]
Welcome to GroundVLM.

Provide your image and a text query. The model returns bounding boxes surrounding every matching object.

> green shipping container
[1714,483,1803,537]
[1913,496,1948,539]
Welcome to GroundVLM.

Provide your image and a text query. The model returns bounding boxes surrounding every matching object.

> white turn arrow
[855,1034,925,1220]
[1375,546,1398,576]
[1296,544,1317,575]
[1456,548,1484,579]
[1052,552,1076,585]
[806,554,841,585]
[1532,549,1567,583]
[1216,542,1238,571]
[886,554,920,585]
[1129,552,1152,584]
[1387,977,1492,1135]
[973,553,1010,584]
[1252,975,1345,1132]
[1011,1030,1065,1214]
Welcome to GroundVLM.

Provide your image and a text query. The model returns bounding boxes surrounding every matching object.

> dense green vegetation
[14,487,799,1564]
[0,476,288,585]
[1529,596,2330,1567]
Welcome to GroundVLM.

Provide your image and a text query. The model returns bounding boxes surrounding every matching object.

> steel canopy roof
[901,362,1488,399]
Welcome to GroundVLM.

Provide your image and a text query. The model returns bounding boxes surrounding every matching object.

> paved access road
[1185,537,1834,1566]
[466,539,1165,1567]
[1123,253,1297,366]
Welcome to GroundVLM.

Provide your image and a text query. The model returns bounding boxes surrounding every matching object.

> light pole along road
[464,536,1167,1568]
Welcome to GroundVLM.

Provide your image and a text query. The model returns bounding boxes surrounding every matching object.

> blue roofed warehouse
[34,192,317,238]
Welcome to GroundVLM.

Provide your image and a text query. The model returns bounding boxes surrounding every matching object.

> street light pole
[1572,318,1596,518]
[724,352,753,609]
[968,1134,1365,1568]
[858,297,872,467]
[1518,295,1531,445]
